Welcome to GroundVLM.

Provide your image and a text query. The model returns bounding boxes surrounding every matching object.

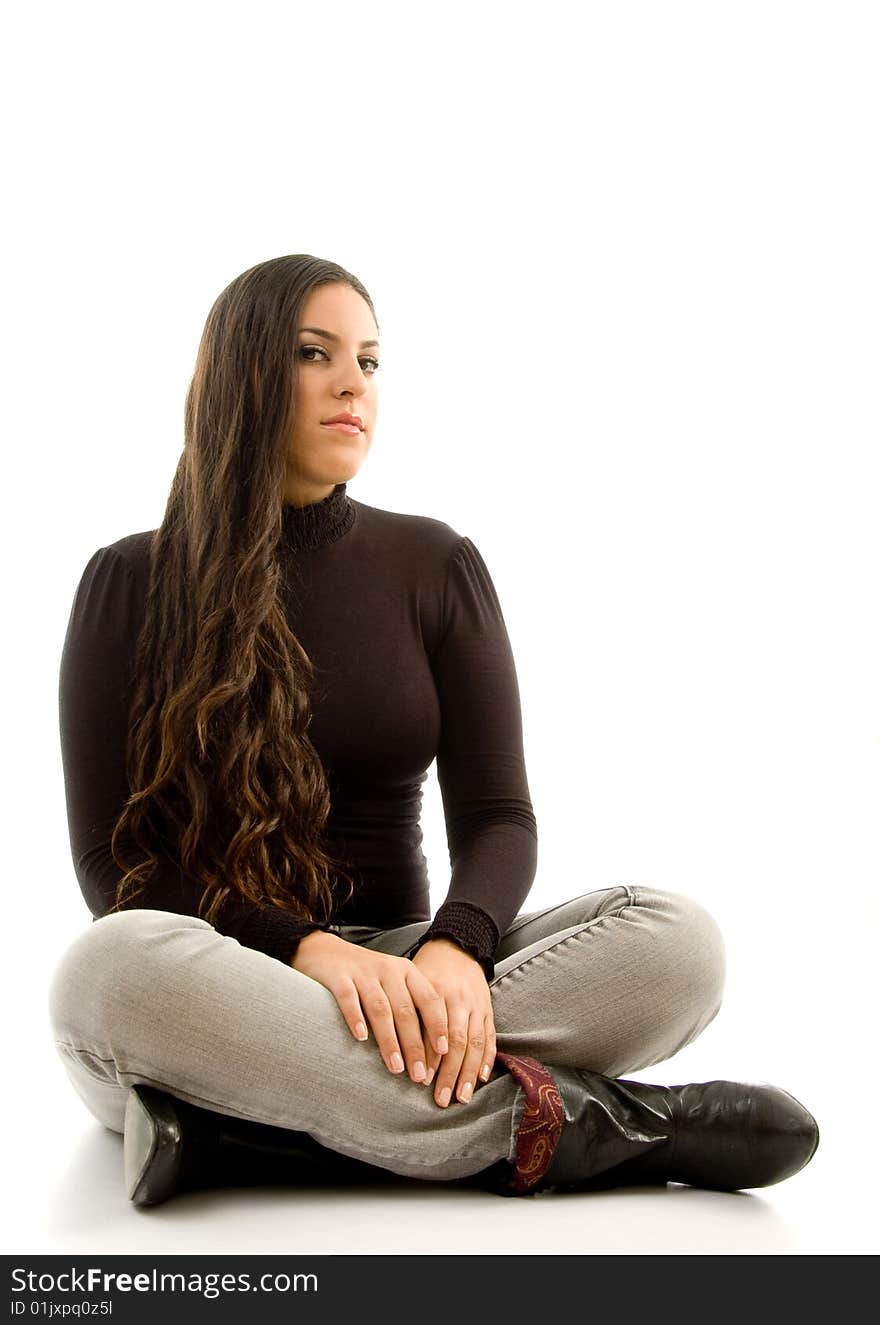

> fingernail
[424,1067,435,1086]
[480,1064,490,1081]
[390,1052,404,1072]
[355,1023,368,1040]
[437,1037,449,1054]
[438,1087,451,1107]
[413,1061,426,1081]
[459,1081,473,1102]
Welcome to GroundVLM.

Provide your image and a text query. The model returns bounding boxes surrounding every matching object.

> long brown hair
[108,254,375,927]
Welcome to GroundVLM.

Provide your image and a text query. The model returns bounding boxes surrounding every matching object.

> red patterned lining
[495,1051,565,1194]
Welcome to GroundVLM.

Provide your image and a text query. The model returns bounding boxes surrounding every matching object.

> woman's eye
[299,345,380,374]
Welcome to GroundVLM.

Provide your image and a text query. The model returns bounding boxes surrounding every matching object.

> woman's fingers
[292,936,451,1084]
[355,966,449,1082]
[305,937,492,1099]
[422,1053,440,1087]
[454,1017,489,1104]
[418,1026,443,1085]
[357,979,411,1074]
[385,969,449,1083]
[406,968,449,1064]
[432,1010,475,1107]
[333,976,373,1043]
[347,972,495,1103]
[428,1010,496,1102]
[479,1012,497,1083]
[387,987,429,1082]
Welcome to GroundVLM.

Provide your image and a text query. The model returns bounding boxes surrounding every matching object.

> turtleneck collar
[281,482,356,552]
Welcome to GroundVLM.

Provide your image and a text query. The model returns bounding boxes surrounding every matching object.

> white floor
[11,1020,877,1257]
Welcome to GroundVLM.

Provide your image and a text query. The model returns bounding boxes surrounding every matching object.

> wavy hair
[107,255,375,927]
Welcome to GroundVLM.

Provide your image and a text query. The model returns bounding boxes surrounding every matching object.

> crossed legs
[47,885,725,1182]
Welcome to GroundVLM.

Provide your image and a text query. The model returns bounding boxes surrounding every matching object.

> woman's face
[285,281,379,506]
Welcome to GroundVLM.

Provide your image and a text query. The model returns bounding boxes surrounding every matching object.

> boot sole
[124,1085,186,1207]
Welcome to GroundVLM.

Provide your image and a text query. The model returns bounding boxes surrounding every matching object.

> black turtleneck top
[58,484,538,980]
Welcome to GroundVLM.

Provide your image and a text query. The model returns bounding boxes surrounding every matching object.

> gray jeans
[47,885,726,1182]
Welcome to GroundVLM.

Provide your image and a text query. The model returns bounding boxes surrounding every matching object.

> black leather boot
[538,1069,820,1193]
[123,1084,401,1206]
[468,1054,820,1197]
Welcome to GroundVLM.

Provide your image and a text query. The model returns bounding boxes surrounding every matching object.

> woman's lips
[321,422,362,435]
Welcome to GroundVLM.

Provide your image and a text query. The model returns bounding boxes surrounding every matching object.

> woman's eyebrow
[299,326,380,350]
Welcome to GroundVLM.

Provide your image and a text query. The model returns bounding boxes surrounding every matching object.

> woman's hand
[410,939,497,1109]
[291,931,449,1084]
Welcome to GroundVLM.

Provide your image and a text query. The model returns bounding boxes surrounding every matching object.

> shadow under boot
[466,1052,820,1197]
[124,1085,404,1207]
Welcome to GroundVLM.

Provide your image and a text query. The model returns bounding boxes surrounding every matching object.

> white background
[3,0,877,1254]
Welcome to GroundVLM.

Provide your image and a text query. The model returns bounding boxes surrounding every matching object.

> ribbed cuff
[232,905,337,966]
[409,900,500,982]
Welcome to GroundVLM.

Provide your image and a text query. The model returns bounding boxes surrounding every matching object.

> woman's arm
[410,535,539,980]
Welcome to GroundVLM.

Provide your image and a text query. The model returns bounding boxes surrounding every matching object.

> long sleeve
[410,536,538,980]
[58,544,335,965]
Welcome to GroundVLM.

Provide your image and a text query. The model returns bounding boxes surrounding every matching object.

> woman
[49,255,819,1206]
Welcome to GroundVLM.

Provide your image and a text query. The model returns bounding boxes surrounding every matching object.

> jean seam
[58,1047,506,1168]
[500,903,563,939]
[55,1041,117,1064]
[497,885,636,948]
[489,886,637,990]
